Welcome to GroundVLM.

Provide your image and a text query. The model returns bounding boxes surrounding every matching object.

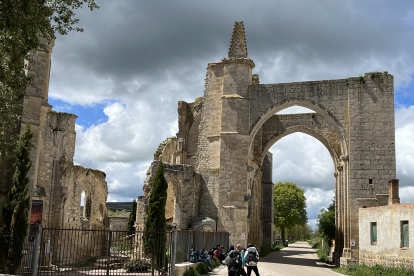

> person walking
[244,243,260,276]
[238,245,247,276]
[224,245,243,276]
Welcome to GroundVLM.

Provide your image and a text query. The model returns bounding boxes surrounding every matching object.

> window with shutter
[371,222,377,245]
[401,221,409,248]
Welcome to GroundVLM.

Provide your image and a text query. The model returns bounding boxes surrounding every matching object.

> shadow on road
[259,245,334,269]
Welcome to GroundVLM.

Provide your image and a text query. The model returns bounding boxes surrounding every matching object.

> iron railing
[0,225,230,276]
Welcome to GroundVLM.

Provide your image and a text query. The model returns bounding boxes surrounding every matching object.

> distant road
[206,241,339,276]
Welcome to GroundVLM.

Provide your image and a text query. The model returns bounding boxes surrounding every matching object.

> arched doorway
[247,103,347,260]
[165,176,182,228]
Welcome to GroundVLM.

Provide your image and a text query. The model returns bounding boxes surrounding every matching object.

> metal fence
[0,224,37,275]
[0,226,229,276]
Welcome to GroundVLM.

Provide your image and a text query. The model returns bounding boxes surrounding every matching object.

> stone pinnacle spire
[228,21,248,58]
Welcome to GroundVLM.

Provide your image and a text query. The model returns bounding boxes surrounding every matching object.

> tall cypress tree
[142,162,168,273]
[127,198,137,232]
[0,125,32,273]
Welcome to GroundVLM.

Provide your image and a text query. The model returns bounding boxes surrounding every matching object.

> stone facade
[0,37,109,230]
[136,21,397,265]
[359,187,414,269]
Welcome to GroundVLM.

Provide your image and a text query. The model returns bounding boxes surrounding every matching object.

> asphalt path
[205,242,340,276]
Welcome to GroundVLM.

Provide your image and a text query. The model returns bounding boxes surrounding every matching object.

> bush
[183,267,200,276]
[211,258,220,268]
[196,262,209,274]
[308,238,331,263]
[273,244,285,251]
[124,259,151,272]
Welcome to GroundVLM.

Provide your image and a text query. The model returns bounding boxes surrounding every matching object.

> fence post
[170,226,177,276]
[203,230,205,250]
[188,229,192,258]
[31,225,42,276]
[213,231,216,248]
[106,230,112,276]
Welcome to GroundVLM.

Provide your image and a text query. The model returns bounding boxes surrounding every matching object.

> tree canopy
[274,181,308,245]
[317,199,335,246]
[0,0,98,158]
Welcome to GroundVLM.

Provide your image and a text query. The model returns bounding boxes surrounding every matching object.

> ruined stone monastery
[0,20,411,268]
[0,37,109,229]
[136,21,400,266]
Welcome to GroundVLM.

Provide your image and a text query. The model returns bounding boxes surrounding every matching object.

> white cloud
[270,132,335,190]
[276,106,316,114]
[395,105,414,187]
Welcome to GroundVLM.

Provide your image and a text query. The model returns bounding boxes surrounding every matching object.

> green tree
[0,125,33,273]
[142,162,168,274]
[274,181,307,246]
[0,0,98,158]
[317,199,335,246]
[127,198,137,232]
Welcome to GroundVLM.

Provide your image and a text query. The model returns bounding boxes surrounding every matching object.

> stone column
[334,171,342,263]
[341,156,352,262]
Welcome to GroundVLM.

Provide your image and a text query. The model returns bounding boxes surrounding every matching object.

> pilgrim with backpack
[244,243,260,276]
[223,244,243,276]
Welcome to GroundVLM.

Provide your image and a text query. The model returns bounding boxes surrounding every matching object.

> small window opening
[401,221,409,248]
[80,190,91,220]
[371,222,377,245]
[369,179,373,184]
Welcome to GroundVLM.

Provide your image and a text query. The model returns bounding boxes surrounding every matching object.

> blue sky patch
[49,98,109,128]
[395,78,414,107]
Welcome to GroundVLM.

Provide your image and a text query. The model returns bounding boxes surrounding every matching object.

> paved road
[205,242,339,276]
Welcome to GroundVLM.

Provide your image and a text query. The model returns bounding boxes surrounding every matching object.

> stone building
[0,37,109,229]
[137,21,397,266]
[359,180,414,269]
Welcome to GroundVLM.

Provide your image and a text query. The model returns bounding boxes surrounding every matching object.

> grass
[333,264,414,276]
[308,238,331,263]
[259,244,285,258]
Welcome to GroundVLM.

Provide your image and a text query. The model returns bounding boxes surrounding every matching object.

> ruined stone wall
[31,111,76,224]
[137,161,201,230]
[0,37,109,230]
[60,165,108,228]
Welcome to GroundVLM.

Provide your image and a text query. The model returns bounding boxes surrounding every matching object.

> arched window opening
[80,190,85,216]
[80,190,92,220]
[99,203,104,219]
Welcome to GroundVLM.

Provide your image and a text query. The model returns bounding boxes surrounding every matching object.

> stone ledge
[175,262,199,276]
[221,94,248,100]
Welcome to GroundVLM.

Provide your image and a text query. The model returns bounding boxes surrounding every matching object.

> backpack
[190,250,198,263]
[245,248,258,265]
[229,251,242,271]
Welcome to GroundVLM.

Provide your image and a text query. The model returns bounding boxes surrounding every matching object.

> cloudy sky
[48,1,414,228]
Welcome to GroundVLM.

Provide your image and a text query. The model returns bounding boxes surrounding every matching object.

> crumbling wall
[136,161,201,230]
